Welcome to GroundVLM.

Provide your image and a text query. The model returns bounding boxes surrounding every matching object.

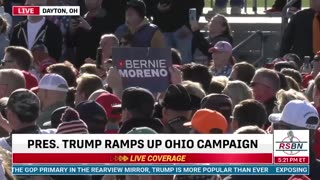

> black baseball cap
[76,100,108,133]
[121,87,155,115]
[43,106,68,128]
[161,84,192,111]
[201,93,233,122]
[189,94,202,110]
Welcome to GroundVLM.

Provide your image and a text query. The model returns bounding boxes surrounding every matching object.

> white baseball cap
[39,73,69,92]
[269,100,319,130]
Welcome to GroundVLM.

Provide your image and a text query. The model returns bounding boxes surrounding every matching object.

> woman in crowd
[209,41,236,76]
[223,80,253,108]
[191,14,233,60]
[274,89,308,113]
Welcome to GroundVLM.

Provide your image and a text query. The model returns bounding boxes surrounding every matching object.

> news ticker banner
[12,6,80,16]
[12,130,309,165]
[13,134,273,164]
[12,165,309,175]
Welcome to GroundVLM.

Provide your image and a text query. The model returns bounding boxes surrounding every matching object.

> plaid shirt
[212,65,233,77]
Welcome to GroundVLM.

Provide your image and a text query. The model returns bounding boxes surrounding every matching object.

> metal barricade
[232,30,266,65]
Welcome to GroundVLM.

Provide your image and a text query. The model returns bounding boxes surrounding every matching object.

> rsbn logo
[276,131,308,155]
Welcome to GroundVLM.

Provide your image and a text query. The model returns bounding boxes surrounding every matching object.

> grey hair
[255,68,280,92]
[100,34,119,46]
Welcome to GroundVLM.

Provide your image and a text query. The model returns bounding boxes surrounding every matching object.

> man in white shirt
[27,16,45,49]
[10,0,62,61]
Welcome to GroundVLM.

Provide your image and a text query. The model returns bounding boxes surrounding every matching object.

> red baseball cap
[96,93,122,120]
[40,58,56,73]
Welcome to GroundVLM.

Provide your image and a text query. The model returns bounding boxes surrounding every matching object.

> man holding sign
[112,47,172,93]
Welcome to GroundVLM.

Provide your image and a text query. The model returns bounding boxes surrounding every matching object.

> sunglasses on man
[0,59,15,67]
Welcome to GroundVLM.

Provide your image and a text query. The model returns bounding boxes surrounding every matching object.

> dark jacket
[3,0,25,15]
[118,117,165,134]
[69,10,118,68]
[150,0,204,32]
[310,159,320,179]
[309,151,320,180]
[262,97,276,128]
[272,0,301,10]
[102,0,126,30]
[192,31,233,58]
[10,19,63,61]
[5,125,41,148]
[165,116,191,134]
[280,8,315,60]
[264,97,277,117]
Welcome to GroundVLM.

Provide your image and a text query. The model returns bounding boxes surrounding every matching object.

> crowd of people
[0,0,319,180]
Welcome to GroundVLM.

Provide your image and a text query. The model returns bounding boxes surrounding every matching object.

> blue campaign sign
[112,48,172,92]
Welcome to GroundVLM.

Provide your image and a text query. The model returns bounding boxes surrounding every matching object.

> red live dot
[119,60,126,67]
